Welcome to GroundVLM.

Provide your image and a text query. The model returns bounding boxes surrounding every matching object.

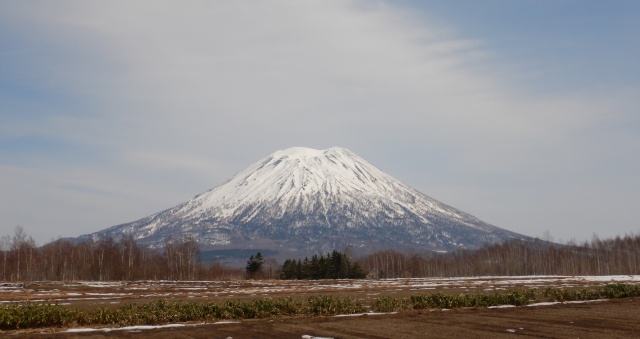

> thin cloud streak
[0,1,638,243]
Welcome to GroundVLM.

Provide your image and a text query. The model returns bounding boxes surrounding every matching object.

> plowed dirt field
[3,276,639,338]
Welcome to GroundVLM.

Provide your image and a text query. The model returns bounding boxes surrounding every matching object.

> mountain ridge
[77,147,530,260]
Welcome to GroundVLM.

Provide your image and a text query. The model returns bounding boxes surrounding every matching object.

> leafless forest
[1,226,639,282]
[358,234,640,278]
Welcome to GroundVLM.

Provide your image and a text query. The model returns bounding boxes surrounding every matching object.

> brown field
[3,275,639,338]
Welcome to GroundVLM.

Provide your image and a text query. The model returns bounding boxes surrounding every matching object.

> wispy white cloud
[1,1,638,243]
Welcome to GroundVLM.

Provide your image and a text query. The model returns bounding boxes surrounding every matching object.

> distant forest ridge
[1,226,639,281]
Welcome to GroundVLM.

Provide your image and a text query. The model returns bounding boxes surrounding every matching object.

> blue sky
[406,1,640,91]
[1,1,639,245]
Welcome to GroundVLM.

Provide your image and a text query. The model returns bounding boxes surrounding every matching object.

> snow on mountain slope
[78,147,530,254]
[185,147,460,221]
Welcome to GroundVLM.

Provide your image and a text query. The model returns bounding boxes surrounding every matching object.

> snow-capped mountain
[78,147,529,256]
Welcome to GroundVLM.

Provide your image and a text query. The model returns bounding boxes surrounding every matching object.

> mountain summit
[79,147,528,257]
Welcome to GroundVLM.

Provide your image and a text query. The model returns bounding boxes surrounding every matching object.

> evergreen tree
[245,252,264,277]
[279,250,366,280]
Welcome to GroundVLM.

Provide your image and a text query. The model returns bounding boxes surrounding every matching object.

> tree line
[1,226,639,281]
[0,226,243,282]
[280,250,366,279]
[357,233,640,278]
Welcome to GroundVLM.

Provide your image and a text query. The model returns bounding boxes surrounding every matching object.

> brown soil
[16,298,640,339]
[3,277,639,338]
[4,276,632,309]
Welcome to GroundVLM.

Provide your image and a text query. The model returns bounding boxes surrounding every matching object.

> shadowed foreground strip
[15,298,640,339]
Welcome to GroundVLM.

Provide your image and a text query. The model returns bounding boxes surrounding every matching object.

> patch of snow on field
[76,281,126,288]
[580,275,640,282]
[64,324,186,333]
[527,299,607,307]
[302,335,334,339]
[527,301,561,307]
[565,299,608,304]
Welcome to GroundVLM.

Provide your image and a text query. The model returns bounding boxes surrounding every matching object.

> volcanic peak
[77,146,530,257]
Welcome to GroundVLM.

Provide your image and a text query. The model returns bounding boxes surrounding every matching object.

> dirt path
[20,298,640,339]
